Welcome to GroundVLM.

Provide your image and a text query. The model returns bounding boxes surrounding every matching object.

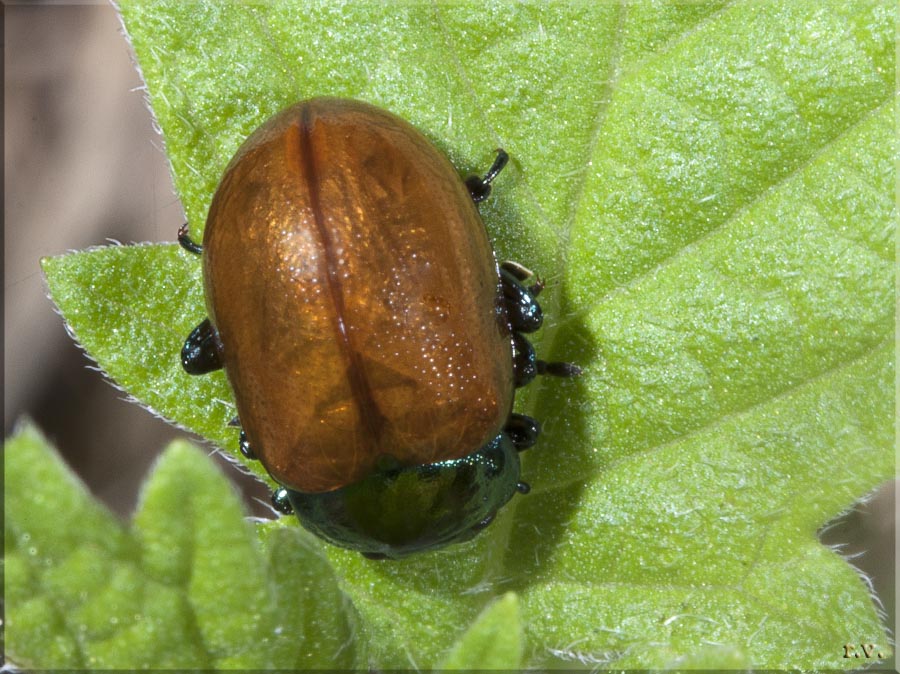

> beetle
[179,97,579,559]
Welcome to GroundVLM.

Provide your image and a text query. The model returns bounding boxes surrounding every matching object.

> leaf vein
[561,95,895,329]
[538,337,891,496]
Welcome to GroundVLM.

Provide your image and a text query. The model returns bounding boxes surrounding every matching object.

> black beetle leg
[227,417,258,460]
[501,267,543,333]
[512,333,583,387]
[227,416,257,461]
[516,481,531,494]
[505,413,541,451]
[238,430,257,460]
[361,551,389,560]
[470,512,495,532]
[466,149,509,203]
[512,332,538,388]
[537,360,584,378]
[181,317,224,375]
[271,487,293,515]
[178,223,203,255]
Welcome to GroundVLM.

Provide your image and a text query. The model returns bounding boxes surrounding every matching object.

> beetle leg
[361,551,389,560]
[512,332,538,388]
[465,148,509,203]
[504,413,541,451]
[470,512,495,531]
[238,430,257,460]
[536,360,584,378]
[516,481,531,494]
[503,262,582,383]
[271,488,293,515]
[512,330,583,387]
[501,267,543,333]
[226,417,257,460]
[178,223,203,255]
[181,317,224,374]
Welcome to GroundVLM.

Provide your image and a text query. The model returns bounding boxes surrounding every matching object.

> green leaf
[32,0,896,669]
[4,423,355,669]
[437,592,524,669]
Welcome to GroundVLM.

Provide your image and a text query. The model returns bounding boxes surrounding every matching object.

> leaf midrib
[473,1,633,593]
[554,91,894,333]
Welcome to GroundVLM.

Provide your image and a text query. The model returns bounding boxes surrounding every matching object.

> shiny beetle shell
[201,98,513,493]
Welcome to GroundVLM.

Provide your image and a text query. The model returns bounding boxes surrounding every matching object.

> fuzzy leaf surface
[4,424,354,669]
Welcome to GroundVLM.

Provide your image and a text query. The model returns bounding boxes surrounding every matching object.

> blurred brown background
[5,2,270,515]
[4,1,895,647]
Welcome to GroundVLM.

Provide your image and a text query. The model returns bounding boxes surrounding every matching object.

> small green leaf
[4,423,355,669]
[5,423,128,668]
[30,1,896,670]
[134,441,275,667]
[438,592,524,669]
[258,524,359,668]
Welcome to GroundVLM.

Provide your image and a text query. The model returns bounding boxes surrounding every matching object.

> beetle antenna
[466,149,509,203]
[482,148,509,186]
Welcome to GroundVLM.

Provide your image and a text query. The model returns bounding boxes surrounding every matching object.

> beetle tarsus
[516,481,531,495]
[536,360,583,378]
[178,223,203,255]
